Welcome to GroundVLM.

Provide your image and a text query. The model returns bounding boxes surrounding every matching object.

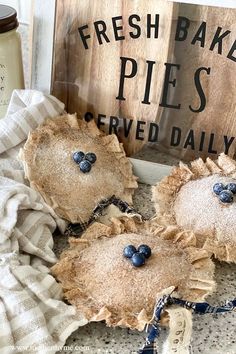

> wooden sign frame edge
[30,0,235,185]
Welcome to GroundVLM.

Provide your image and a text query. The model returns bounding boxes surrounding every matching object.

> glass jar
[0,5,24,118]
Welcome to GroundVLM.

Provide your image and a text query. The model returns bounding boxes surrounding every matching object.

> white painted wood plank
[30,0,56,92]
[18,0,32,24]
[129,158,173,185]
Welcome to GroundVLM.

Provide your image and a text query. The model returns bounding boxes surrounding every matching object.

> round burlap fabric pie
[19,114,137,223]
[152,153,236,263]
[51,219,215,331]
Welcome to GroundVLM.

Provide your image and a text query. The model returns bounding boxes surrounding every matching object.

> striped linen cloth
[0,90,87,354]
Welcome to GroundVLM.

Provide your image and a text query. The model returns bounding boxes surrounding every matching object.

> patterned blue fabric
[139,295,236,354]
[169,297,236,314]
[65,196,143,236]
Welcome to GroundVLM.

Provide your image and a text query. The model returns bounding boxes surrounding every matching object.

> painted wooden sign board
[51,0,236,170]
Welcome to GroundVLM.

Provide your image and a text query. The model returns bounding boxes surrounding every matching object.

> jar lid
[0,5,18,33]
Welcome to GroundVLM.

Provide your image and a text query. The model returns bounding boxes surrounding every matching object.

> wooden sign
[52,1,236,161]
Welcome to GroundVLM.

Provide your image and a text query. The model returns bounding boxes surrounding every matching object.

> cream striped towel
[0,90,87,354]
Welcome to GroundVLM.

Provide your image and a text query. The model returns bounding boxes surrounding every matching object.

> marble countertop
[53,184,236,354]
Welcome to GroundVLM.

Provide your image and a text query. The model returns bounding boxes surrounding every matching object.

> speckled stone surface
[53,184,236,354]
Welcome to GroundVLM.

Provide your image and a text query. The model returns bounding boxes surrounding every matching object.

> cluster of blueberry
[213,182,236,203]
[123,244,151,267]
[72,151,97,173]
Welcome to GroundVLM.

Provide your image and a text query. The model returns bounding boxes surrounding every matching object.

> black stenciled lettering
[116,57,138,101]
[147,14,159,38]
[175,16,190,41]
[97,114,106,129]
[189,67,211,113]
[199,131,206,151]
[159,63,181,109]
[123,118,133,137]
[78,25,90,49]
[136,121,146,140]
[209,27,231,54]
[142,60,156,105]
[109,116,119,134]
[208,133,217,154]
[148,123,159,142]
[191,22,206,48]
[224,136,235,154]
[112,16,125,41]
[129,14,141,39]
[227,40,236,62]
[94,20,110,45]
[183,130,195,150]
[170,127,181,146]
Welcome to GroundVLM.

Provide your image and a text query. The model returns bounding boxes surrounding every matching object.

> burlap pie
[19,114,138,223]
[152,153,236,263]
[51,218,215,331]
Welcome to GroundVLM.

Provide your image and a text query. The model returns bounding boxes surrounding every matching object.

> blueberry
[138,244,152,259]
[85,152,97,164]
[219,190,233,204]
[123,245,137,259]
[79,160,92,173]
[73,151,85,164]
[131,253,146,267]
[213,183,225,195]
[226,183,236,195]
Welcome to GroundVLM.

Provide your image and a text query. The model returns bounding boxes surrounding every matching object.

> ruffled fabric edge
[19,114,138,222]
[51,218,215,331]
[152,153,236,263]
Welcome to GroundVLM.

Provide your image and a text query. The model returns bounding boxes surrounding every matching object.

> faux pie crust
[19,114,138,223]
[152,153,236,262]
[51,218,215,331]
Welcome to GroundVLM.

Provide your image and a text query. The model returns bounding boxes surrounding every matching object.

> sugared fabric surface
[20,114,137,224]
[152,154,236,262]
[52,220,215,331]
